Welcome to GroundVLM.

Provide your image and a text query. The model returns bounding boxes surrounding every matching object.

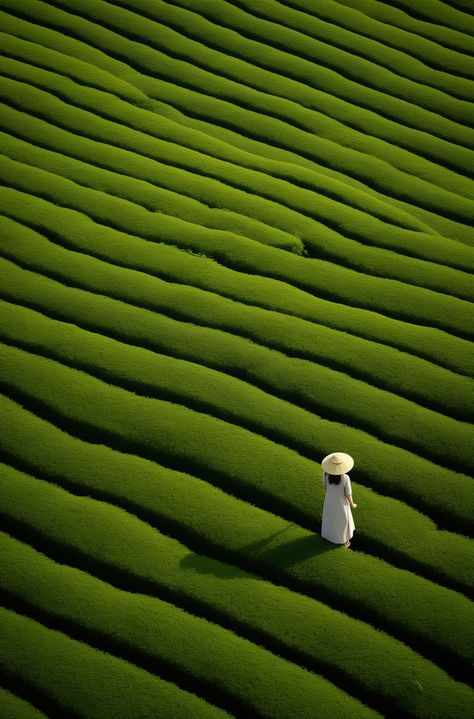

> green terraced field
[0,1,473,717]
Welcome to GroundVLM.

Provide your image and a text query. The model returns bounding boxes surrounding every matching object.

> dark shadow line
[1,394,473,595]
[3,86,471,279]
[0,588,255,719]
[1,177,472,344]
[1,215,471,422]
[0,488,471,690]
[2,5,473,225]
[134,0,474,151]
[0,664,79,719]
[273,0,474,85]
[1,278,473,482]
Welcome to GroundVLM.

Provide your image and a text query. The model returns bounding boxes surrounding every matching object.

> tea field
[0,1,473,717]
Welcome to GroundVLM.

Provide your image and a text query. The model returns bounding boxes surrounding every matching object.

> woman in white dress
[321,452,358,548]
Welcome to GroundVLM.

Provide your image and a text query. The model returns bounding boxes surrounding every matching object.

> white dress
[321,472,355,544]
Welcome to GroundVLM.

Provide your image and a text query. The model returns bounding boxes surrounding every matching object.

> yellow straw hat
[321,451,354,474]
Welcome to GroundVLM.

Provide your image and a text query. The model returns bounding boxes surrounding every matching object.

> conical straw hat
[321,451,354,474]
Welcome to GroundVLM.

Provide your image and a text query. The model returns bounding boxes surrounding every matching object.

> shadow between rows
[4,4,472,225]
[1,365,472,543]
[1,449,472,689]
[237,0,474,88]
[2,221,473,419]
[135,0,474,166]
[0,587,251,719]
[0,67,439,240]
[2,368,474,589]
[48,0,474,160]
[0,666,81,719]
[2,115,471,302]
[1,169,472,347]
[0,516,419,719]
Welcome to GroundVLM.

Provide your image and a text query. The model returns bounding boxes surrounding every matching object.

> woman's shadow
[179,523,336,579]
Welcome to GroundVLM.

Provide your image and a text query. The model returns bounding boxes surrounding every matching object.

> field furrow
[2,228,472,486]
[335,0,474,55]
[139,0,474,144]
[1,253,472,535]
[0,604,231,719]
[283,0,474,79]
[3,7,474,247]
[378,0,474,36]
[2,1,474,225]
[1,344,474,682]
[51,0,474,146]
[0,459,473,715]
[0,686,48,719]
[1,208,471,421]
[1,218,472,475]
[2,156,473,344]
[0,530,382,719]
[1,381,472,599]
[220,0,474,93]
[1,203,472,383]
[2,90,474,296]
[0,122,468,305]
[1,27,436,234]
[3,59,468,262]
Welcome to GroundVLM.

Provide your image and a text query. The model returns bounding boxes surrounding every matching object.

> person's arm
[346,494,358,509]
[344,475,358,508]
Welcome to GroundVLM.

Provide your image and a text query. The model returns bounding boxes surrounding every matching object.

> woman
[320,452,358,548]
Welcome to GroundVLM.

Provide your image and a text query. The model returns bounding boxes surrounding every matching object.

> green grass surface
[1,0,473,716]
[0,604,231,719]
[1,256,473,536]
[335,0,474,55]
[2,153,473,343]
[1,214,472,477]
[285,0,474,78]
[0,210,472,420]
[1,75,472,285]
[1,94,473,299]
[0,687,48,719]
[0,462,473,719]
[3,0,474,224]
[1,342,473,673]
[0,381,472,602]
[0,530,380,719]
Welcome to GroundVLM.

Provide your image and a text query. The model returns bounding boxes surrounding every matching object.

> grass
[0,195,472,381]
[0,18,439,236]
[283,0,474,79]
[1,248,473,537]
[0,462,473,718]
[0,604,231,719]
[2,61,473,277]
[334,0,474,55]
[4,5,474,248]
[2,0,474,225]
[1,248,474,532]
[1,93,474,300]
[2,151,474,343]
[0,213,472,478]
[0,206,472,422]
[1,342,473,678]
[0,0,472,715]
[221,0,474,94]
[131,0,474,153]
[1,338,474,595]
[0,687,48,719]
[0,530,380,719]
